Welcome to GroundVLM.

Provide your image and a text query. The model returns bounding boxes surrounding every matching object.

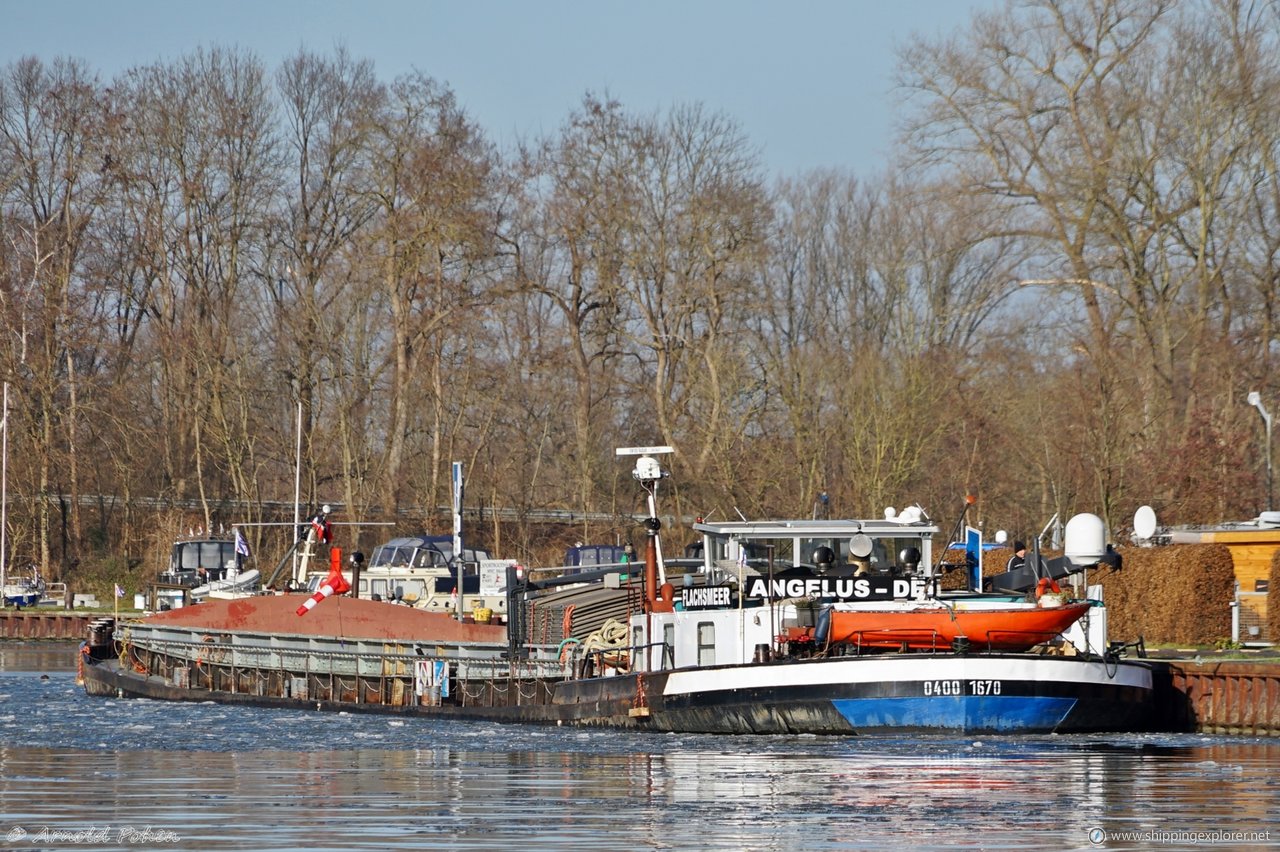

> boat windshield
[367,535,490,570]
[369,544,449,570]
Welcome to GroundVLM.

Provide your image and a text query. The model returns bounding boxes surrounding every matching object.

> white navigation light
[322,504,332,514]
[884,507,897,520]
[995,530,1008,544]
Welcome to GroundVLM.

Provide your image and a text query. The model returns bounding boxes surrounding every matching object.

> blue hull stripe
[831,695,1078,732]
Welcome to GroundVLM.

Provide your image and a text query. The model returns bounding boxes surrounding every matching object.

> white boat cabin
[629,605,801,672]
[685,515,941,582]
[617,513,1115,672]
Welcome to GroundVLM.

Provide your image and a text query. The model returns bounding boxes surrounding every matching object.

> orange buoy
[1034,576,1062,599]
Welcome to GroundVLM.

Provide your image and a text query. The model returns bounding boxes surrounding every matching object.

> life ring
[1034,577,1062,599]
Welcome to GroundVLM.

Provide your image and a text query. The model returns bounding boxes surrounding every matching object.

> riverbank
[0,610,110,640]
[1153,659,1280,736]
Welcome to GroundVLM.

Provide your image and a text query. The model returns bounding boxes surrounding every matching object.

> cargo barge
[82,448,1156,734]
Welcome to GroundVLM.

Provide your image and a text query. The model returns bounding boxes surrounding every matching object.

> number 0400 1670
[922,680,1002,696]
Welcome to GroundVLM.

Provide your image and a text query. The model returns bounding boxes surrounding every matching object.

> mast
[291,401,302,581]
[452,461,464,621]
[1,382,7,596]
[616,446,675,613]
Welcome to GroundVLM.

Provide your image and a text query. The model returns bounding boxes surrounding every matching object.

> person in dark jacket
[1006,541,1027,572]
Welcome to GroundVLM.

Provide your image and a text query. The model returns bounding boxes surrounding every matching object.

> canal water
[1,643,1278,851]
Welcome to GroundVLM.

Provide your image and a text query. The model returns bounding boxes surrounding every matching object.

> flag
[114,583,125,599]
[234,528,251,558]
[310,513,332,544]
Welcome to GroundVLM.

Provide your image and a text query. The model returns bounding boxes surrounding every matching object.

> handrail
[116,630,565,671]
[841,627,947,653]
[975,627,1072,653]
[579,640,671,677]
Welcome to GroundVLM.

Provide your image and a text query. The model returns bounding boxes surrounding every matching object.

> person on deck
[1006,541,1027,572]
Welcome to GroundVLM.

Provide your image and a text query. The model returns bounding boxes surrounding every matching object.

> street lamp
[1247,391,1273,512]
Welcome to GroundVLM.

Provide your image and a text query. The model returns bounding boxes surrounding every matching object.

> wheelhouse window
[663,623,675,669]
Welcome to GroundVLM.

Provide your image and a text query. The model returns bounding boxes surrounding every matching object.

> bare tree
[616,104,770,485]
[361,71,500,519]
[513,95,633,516]
[0,56,110,578]
[277,49,381,514]
[896,0,1275,520]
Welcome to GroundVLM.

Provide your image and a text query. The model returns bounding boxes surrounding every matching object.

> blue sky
[2,0,998,177]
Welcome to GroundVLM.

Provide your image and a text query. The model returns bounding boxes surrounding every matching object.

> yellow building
[1169,526,1276,643]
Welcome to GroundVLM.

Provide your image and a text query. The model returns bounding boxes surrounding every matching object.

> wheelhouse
[690,517,940,579]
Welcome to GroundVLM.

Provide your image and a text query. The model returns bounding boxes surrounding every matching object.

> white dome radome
[1064,513,1106,566]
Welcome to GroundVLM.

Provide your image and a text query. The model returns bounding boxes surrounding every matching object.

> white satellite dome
[1064,513,1106,566]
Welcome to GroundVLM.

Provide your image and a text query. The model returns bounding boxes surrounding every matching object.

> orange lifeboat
[826,601,1091,652]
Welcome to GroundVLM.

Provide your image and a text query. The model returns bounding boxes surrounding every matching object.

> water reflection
[1,739,1277,851]
[0,646,1277,850]
[0,641,76,673]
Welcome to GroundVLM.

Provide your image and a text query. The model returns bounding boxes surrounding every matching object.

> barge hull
[81,656,571,724]
[83,650,1153,735]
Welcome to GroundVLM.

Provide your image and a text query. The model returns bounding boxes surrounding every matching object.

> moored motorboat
[304,533,511,619]
[2,568,44,608]
[150,531,259,607]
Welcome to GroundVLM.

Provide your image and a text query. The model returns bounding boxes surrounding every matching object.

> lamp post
[1247,391,1273,512]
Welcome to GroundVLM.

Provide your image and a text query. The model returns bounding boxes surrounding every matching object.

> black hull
[81,656,571,724]
[82,651,1154,735]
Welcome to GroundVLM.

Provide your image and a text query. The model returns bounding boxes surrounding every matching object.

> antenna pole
[935,494,976,578]
[616,446,675,613]
[1,382,7,599]
[292,401,302,581]
[453,461,464,622]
